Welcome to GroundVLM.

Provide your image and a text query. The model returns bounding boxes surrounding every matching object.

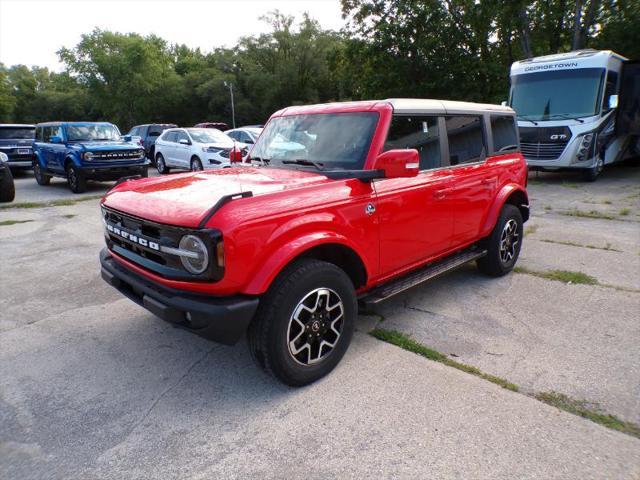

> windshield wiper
[282,159,324,170]
[517,115,539,126]
[544,113,585,123]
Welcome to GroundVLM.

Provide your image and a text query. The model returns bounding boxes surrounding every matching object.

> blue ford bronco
[33,122,149,193]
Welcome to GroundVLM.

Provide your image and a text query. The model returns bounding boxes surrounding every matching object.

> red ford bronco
[100,99,529,386]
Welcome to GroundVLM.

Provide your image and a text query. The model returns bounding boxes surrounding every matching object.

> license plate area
[18,149,30,154]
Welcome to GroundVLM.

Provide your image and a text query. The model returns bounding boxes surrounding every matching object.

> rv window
[384,115,442,170]
[490,115,519,153]
[444,116,486,165]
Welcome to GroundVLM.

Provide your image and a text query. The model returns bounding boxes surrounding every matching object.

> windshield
[250,112,378,170]
[66,124,120,142]
[187,128,230,144]
[510,68,605,121]
[0,127,34,140]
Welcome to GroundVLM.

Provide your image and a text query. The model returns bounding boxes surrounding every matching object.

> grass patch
[536,392,640,439]
[561,182,580,189]
[61,214,76,219]
[543,205,552,211]
[0,219,33,226]
[560,209,616,220]
[524,224,538,236]
[514,267,598,285]
[602,199,612,205]
[539,239,622,252]
[370,328,519,392]
[619,208,630,216]
[0,194,103,210]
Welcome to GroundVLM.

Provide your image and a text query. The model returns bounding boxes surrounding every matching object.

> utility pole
[224,81,236,129]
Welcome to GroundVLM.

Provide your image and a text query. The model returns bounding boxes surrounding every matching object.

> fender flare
[243,231,369,295]
[480,184,529,237]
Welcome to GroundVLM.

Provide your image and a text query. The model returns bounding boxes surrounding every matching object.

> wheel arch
[481,184,529,237]
[243,236,369,295]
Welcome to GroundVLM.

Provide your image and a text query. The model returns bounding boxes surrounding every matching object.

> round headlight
[179,235,209,274]
[83,152,94,160]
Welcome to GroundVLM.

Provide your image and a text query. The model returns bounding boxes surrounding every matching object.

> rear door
[375,115,455,276]
[159,131,177,165]
[174,130,192,167]
[444,115,498,247]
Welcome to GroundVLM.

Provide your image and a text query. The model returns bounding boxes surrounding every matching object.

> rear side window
[490,115,519,153]
[384,115,442,170]
[444,116,485,165]
[163,131,177,142]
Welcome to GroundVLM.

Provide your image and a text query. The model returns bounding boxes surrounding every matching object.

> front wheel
[66,164,87,194]
[191,157,203,171]
[247,259,356,386]
[477,204,523,277]
[582,155,603,182]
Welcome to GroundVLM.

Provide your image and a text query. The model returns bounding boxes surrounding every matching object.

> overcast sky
[0,0,345,71]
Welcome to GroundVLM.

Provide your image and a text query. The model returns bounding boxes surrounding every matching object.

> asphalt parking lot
[1,165,639,479]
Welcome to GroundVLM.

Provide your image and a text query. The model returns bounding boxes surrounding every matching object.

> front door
[374,115,455,277]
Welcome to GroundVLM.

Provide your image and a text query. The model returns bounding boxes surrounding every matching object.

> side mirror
[501,100,508,107]
[179,139,190,145]
[230,146,243,163]
[50,135,63,144]
[372,149,419,178]
[608,94,619,110]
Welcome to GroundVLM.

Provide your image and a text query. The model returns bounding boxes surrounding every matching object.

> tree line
[0,0,637,132]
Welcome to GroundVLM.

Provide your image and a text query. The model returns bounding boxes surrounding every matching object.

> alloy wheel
[287,287,344,366]
[499,219,520,264]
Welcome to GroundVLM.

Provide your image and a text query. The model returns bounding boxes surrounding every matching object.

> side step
[359,247,487,307]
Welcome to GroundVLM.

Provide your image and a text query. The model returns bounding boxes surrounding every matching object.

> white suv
[154,128,246,174]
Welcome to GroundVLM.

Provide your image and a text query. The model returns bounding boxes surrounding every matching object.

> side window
[42,127,52,142]
[148,126,162,137]
[604,70,619,111]
[51,126,63,141]
[227,131,239,141]
[490,115,519,153]
[36,127,44,142]
[163,131,177,143]
[444,116,486,165]
[384,115,442,170]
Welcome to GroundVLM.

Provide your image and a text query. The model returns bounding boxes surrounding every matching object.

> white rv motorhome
[509,49,639,181]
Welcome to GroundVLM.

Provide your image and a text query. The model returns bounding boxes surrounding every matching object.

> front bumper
[80,162,148,181]
[100,249,259,345]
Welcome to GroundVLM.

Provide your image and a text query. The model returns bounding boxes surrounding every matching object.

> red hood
[102,167,332,227]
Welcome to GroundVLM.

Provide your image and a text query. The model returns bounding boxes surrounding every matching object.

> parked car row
[0,119,261,196]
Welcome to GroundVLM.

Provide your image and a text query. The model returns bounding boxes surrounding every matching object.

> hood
[79,141,140,151]
[102,167,332,228]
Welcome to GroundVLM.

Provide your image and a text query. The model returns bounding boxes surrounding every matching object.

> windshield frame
[66,124,121,142]
[509,68,606,121]
[250,111,380,171]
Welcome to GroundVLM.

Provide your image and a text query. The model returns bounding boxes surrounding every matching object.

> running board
[359,248,487,307]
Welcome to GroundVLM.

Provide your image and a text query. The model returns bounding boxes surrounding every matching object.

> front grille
[520,141,568,161]
[102,206,223,282]
[92,150,143,161]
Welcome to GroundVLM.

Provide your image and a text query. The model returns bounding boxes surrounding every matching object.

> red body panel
[102,101,528,297]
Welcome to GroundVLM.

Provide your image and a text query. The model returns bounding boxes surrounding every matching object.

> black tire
[33,161,51,186]
[0,164,15,203]
[140,166,149,178]
[477,204,523,277]
[247,259,357,386]
[148,145,155,164]
[191,157,203,171]
[66,164,87,194]
[156,153,170,174]
[582,155,603,182]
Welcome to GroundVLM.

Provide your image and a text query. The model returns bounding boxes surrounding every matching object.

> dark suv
[126,124,177,163]
[0,124,35,170]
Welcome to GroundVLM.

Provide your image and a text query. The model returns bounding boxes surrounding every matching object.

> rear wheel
[0,164,15,202]
[156,153,170,174]
[477,204,523,277]
[191,157,203,171]
[66,164,87,194]
[33,161,51,186]
[140,166,149,178]
[248,259,356,386]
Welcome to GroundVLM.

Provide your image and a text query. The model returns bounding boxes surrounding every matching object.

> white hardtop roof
[0,124,35,128]
[387,98,514,115]
[511,49,627,75]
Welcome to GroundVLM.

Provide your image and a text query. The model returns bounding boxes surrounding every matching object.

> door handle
[434,189,448,200]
